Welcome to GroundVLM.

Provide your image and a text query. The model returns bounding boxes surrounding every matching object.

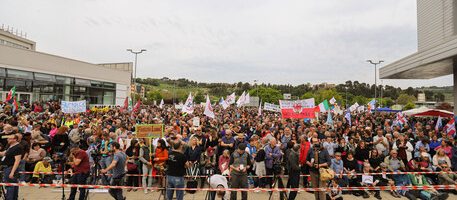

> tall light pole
[127,49,146,101]
[366,59,384,111]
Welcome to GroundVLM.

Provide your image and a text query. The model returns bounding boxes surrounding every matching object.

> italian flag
[318,99,330,113]
[6,86,16,103]
[12,97,18,114]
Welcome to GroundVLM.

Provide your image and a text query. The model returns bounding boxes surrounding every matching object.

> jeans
[3,166,19,200]
[18,160,26,182]
[108,177,124,200]
[100,156,112,185]
[166,175,184,200]
[142,164,153,189]
[68,173,89,200]
[287,170,300,200]
[230,173,248,200]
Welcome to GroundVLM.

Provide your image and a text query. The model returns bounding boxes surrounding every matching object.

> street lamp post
[366,59,384,112]
[345,86,348,109]
[127,49,146,101]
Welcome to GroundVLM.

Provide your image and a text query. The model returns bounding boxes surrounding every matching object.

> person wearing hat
[31,156,53,184]
[229,143,251,200]
[234,133,248,150]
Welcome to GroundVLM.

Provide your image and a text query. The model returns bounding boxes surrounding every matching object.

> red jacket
[299,141,311,165]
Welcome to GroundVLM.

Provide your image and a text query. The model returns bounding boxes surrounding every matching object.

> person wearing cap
[200,145,216,187]
[31,156,52,184]
[229,143,251,200]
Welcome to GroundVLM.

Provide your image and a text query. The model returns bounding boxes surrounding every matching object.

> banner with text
[263,102,281,112]
[279,98,316,119]
[135,124,164,138]
[61,100,86,114]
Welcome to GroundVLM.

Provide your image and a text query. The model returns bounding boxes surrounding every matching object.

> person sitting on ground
[437,162,457,195]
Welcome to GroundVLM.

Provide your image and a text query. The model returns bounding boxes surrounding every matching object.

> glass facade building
[0,67,116,105]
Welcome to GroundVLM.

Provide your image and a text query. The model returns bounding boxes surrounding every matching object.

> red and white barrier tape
[17,170,457,178]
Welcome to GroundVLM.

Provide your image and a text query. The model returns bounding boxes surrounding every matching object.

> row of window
[0,68,116,89]
[0,39,30,50]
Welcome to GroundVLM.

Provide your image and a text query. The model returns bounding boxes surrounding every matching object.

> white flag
[159,99,164,109]
[219,97,229,110]
[204,95,215,118]
[182,92,194,114]
[236,91,246,107]
[226,92,236,105]
[329,97,336,105]
[245,93,250,105]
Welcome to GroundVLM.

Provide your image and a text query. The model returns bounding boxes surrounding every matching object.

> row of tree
[137,78,445,107]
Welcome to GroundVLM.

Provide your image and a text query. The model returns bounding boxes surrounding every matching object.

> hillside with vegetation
[136,78,451,109]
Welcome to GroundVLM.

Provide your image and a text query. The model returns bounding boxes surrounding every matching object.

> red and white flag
[396,112,407,125]
[133,100,141,112]
[445,118,456,137]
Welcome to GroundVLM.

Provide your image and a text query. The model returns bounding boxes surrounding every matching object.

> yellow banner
[135,124,163,138]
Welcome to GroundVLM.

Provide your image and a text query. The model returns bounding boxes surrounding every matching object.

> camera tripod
[268,173,287,200]
[84,155,106,200]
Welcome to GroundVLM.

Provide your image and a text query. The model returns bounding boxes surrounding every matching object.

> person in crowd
[68,144,90,200]
[125,139,139,191]
[219,149,231,176]
[264,138,282,188]
[306,137,331,200]
[359,163,382,199]
[433,149,452,171]
[287,144,300,200]
[326,179,343,200]
[0,134,23,200]
[138,138,153,194]
[369,148,384,171]
[207,174,230,200]
[166,139,189,200]
[100,142,127,200]
[437,162,457,195]
[373,128,389,156]
[299,135,311,188]
[392,134,414,169]
[323,136,338,157]
[25,142,46,182]
[229,143,251,200]
[331,152,346,186]
[31,156,53,184]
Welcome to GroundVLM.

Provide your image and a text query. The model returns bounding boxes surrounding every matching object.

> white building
[0,28,132,106]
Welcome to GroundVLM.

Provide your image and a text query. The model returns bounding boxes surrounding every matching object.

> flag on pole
[236,91,246,107]
[435,116,443,132]
[318,100,330,112]
[128,97,133,111]
[133,100,141,112]
[258,100,262,116]
[368,99,376,110]
[159,99,164,109]
[204,95,215,118]
[182,93,195,114]
[395,112,407,125]
[444,118,456,137]
[345,109,351,126]
[6,86,16,103]
[329,97,336,105]
[245,93,250,105]
[219,97,229,110]
[326,111,333,125]
[12,97,18,114]
[226,92,236,105]
[122,97,128,111]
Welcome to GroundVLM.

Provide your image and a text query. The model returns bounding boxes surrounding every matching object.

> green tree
[194,92,205,104]
[301,92,314,100]
[313,89,342,103]
[147,90,163,101]
[396,94,417,105]
[249,87,282,103]
[379,97,394,107]
[351,95,368,105]
[403,102,415,110]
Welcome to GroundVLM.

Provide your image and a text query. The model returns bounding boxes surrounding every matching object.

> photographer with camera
[229,143,251,200]
[68,144,90,200]
[100,141,127,200]
[306,137,331,200]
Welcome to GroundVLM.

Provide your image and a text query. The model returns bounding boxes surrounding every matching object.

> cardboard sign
[193,117,200,127]
[135,124,163,138]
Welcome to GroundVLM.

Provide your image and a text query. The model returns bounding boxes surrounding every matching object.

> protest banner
[279,98,316,119]
[61,100,86,114]
[263,102,281,112]
[135,124,164,138]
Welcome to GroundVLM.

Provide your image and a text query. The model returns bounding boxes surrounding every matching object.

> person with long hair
[125,139,140,191]
[154,139,169,189]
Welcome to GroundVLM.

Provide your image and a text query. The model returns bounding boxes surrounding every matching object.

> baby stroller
[186,163,200,194]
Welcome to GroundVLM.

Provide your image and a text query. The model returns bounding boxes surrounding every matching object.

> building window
[103,91,114,105]
[91,81,103,88]
[104,82,115,89]
[5,79,32,92]
[75,78,91,86]
[56,76,73,84]
[0,68,6,77]
[6,69,33,80]
[34,73,56,82]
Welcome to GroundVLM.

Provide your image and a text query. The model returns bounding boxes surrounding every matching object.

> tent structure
[403,106,454,118]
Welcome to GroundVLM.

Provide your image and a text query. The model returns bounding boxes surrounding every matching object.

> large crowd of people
[0,100,456,200]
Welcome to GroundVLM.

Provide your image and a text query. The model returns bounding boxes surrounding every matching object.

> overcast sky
[0,0,453,88]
